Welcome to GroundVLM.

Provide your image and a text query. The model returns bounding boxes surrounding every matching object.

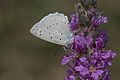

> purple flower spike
[70,14,79,31]
[62,0,116,80]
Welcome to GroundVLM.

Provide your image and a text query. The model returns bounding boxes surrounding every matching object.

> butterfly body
[30,12,73,45]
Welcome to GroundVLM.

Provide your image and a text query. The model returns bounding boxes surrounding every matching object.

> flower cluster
[62,0,116,80]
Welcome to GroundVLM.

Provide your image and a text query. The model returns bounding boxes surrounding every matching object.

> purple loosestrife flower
[64,75,76,80]
[92,16,108,28]
[70,14,79,31]
[103,70,111,80]
[74,56,104,80]
[73,50,115,80]
[62,53,76,65]
[95,30,108,50]
[91,50,116,69]
[72,32,93,53]
[62,0,116,80]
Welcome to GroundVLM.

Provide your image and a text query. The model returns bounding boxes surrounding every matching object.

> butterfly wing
[30,12,73,45]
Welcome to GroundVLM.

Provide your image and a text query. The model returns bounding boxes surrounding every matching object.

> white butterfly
[30,12,73,45]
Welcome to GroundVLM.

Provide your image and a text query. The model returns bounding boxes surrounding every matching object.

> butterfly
[30,12,73,46]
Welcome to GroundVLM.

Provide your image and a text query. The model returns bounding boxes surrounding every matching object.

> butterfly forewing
[30,12,73,45]
[42,12,70,33]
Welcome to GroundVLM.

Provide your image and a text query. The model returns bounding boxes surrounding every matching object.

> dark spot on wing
[60,39,61,40]
[50,37,52,39]
[49,33,50,34]
[56,23,58,25]
[47,27,49,29]
[33,29,35,30]
[40,34,41,35]
[39,31,41,33]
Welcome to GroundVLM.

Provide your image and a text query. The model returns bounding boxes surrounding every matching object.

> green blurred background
[0,0,120,80]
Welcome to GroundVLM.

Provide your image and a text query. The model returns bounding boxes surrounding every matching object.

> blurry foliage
[0,0,120,80]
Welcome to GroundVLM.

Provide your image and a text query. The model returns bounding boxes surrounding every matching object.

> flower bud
[80,0,91,8]
[91,0,97,5]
